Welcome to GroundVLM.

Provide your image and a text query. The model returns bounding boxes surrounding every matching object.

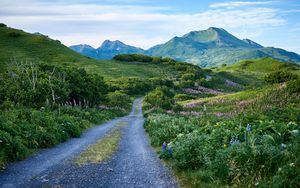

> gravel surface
[0,98,177,188]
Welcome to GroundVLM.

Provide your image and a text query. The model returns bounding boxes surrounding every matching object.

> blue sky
[0,0,300,53]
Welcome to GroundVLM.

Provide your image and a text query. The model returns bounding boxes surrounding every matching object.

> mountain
[70,28,300,67]
[242,39,263,48]
[69,44,97,59]
[70,40,144,60]
[147,27,300,67]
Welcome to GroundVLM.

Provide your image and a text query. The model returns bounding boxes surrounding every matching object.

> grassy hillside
[0,24,89,65]
[0,24,179,80]
[73,60,177,80]
[142,57,300,187]
[218,57,300,74]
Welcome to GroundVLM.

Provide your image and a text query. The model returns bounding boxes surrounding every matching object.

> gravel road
[0,98,177,188]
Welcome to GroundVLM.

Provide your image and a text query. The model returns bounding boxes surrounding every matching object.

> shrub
[264,70,298,84]
[144,87,174,110]
[286,78,300,93]
[107,91,131,108]
[8,32,22,37]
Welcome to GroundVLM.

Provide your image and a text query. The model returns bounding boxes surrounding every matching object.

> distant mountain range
[70,27,300,67]
[70,40,143,60]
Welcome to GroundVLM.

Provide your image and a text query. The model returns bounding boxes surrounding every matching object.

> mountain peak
[207,27,225,32]
[69,44,95,53]
[101,40,125,48]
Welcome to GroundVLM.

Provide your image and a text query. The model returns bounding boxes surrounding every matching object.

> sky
[0,0,300,53]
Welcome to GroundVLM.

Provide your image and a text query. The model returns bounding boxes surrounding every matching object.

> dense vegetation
[0,61,134,170]
[143,58,300,187]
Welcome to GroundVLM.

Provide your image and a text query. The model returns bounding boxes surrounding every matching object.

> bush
[173,131,214,169]
[107,91,131,108]
[286,78,300,93]
[8,32,22,37]
[264,70,298,84]
[144,87,174,110]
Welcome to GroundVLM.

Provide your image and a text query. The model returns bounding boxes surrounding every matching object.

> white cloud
[210,1,273,9]
[0,0,289,50]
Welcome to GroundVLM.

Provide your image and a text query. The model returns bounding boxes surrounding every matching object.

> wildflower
[224,144,227,148]
[278,168,282,172]
[255,182,259,186]
[162,142,167,152]
[289,163,295,167]
[230,137,240,145]
[246,124,252,132]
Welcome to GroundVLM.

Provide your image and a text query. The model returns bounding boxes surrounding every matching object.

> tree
[107,91,131,108]
[144,87,174,109]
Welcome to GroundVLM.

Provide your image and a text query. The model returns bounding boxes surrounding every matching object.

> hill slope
[0,24,176,80]
[0,24,89,66]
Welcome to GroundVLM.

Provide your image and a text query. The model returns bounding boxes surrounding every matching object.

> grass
[74,121,128,166]
[181,88,262,111]
[0,25,89,65]
[74,60,177,80]
[217,57,300,75]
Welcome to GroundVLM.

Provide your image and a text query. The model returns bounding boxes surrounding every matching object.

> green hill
[218,57,300,75]
[0,24,177,80]
[0,24,89,65]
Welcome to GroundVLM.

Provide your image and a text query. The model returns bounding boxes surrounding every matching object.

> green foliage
[145,112,300,187]
[0,62,107,108]
[107,91,131,108]
[113,54,176,64]
[264,70,298,84]
[0,61,134,170]
[144,87,174,110]
[144,80,300,187]
[0,106,127,171]
[287,78,300,93]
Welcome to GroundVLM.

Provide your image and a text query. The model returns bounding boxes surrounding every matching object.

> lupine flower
[162,142,167,151]
[246,124,252,132]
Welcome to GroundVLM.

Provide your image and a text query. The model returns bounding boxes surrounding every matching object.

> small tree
[144,87,174,109]
[107,91,131,108]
